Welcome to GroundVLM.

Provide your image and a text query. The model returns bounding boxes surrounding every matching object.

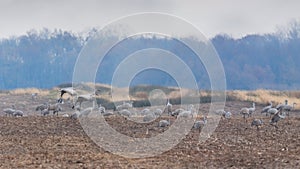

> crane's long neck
[203,116,207,124]
[92,100,97,109]
[188,104,194,111]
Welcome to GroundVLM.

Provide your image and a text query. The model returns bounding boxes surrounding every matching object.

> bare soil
[0,94,300,168]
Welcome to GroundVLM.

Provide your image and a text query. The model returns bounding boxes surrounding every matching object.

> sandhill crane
[3,108,15,116]
[116,101,133,111]
[178,110,193,119]
[267,108,278,116]
[98,104,106,114]
[143,112,156,122]
[261,101,272,116]
[153,108,163,117]
[223,111,232,119]
[159,99,173,128]
[41,109,50,116]
[31,93,38,100]
[214,109,230,119]
[177,105,196,119]
[35,103,48,111]
[48,103,62,116]
[58,87,77,103]
[251,119,263,131]
[215,109,226,116]
[171,108,184,117]
[13,110,24,117]
[270,111,286,129]
[70,111,81,119]
[158,119,170,127]
[240,107,250,120]
[282,101,296,117]
[276,101,286,110]
[72,93,95,109]
[140,108,151,116]
[248,102,255,116]
[165,98,172,115]
[193,116,207,130]
[62,114,69,117]
[119,109,131,118]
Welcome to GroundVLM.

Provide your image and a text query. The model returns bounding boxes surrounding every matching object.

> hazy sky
[1,0,300,38]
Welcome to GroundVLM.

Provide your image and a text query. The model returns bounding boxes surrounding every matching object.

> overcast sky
[1,0,300,39]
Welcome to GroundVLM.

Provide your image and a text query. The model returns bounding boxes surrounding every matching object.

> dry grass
[7,84,300,109]
[59,84,300,110]
[9,88,49,96]
[228,89,300,109]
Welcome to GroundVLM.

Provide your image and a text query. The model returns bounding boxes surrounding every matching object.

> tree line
[0,22,300,90]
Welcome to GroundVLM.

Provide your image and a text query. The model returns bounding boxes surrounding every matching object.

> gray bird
[58,87,77,103]
[261,101,272,116]
[282,101,296,116]
[193,116,207,129]
[270,111,286,129]
[159,119,170,127]
[251,119,263,130]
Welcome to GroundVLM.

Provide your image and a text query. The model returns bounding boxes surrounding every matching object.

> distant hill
[0,22,300,90]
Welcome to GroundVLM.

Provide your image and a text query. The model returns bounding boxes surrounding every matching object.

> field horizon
[1,83,299,110]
